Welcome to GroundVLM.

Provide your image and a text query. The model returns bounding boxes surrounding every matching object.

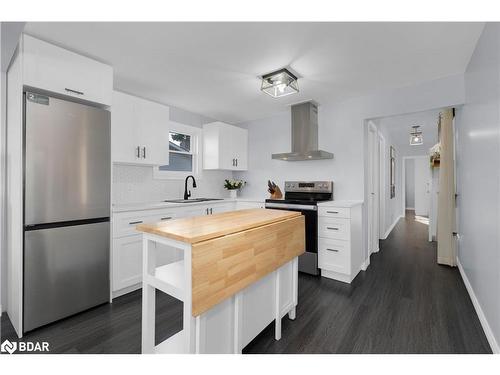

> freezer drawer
[24,221,110,332]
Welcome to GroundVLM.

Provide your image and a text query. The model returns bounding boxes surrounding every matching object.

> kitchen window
[154,123,201,179]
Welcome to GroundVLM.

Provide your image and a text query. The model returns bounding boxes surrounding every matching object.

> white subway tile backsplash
[113,164,232,204]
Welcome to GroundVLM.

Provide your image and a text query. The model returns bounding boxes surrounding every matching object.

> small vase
[229,189,238,199]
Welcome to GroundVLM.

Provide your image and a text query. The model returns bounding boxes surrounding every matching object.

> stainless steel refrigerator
[23,92,111,332]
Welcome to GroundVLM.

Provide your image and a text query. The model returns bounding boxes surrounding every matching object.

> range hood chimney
[272,101,333,161]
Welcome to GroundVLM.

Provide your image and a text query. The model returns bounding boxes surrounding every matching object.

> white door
[232,126,248,170]
[136,98,170,166]
[368,124,379,254]
[112,91,141,164]
[113,235,143,291]
[219,124,236,170]
[414,157,431,217]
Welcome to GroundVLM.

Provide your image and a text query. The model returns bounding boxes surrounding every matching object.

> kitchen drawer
[318,217,350,240]
[210,203,235,214]
[318,206,351,219]
[318,238,350,274]
[113,210,177,238]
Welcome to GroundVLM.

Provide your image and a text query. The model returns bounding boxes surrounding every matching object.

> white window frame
[153,122,202,180]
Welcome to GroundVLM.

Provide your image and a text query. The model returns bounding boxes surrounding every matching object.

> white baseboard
[112,283,142,300]
[457,259,499,354]
[383,215,404,239]
[361,257,370,271]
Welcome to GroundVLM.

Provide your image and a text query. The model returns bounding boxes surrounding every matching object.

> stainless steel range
[265,181,333,275]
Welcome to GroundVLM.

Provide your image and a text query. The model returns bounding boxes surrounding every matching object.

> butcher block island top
[136,208,302,243]
[136,208,305,354]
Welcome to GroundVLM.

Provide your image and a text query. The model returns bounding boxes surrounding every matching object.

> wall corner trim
[383,215,404,240]
[457,258,500,354]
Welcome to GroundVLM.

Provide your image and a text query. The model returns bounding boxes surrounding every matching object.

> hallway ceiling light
[410,125,423,145]
[261,68,299,98]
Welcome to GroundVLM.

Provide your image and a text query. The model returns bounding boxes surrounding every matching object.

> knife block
[269,186,283,200]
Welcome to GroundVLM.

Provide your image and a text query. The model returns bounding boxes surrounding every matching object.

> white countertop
[317,200,364,208]
[112,197,266,213]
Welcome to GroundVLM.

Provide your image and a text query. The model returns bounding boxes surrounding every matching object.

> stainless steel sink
[163,198,224,203]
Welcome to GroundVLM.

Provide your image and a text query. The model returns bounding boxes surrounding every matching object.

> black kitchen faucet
[184,175,197,200]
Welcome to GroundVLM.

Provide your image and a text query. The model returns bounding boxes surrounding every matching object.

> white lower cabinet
[235,200,265,210]
[112,201,237,297]
[317,202,363,284]
[113,235,143,292]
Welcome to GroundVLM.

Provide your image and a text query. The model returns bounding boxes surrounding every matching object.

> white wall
[236,74,466,265]
[113,105,232,205]
[1,23,25,314]
[405,159,415,209]
[0,25,4,313]
[0,71,6,313]
[377,122,404,234]
[455,23,500,353]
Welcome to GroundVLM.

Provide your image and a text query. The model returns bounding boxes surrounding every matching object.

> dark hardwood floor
[1,211,491,354]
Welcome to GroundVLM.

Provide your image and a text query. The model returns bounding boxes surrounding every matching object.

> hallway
[244,210,491,353]
[1,212,491,353]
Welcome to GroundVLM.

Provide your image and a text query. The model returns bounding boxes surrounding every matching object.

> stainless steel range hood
[272,101,333,161]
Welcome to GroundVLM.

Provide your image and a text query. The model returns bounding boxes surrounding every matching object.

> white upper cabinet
[112,91,170,166]
[22,35,113,106]
[203,122,248,171]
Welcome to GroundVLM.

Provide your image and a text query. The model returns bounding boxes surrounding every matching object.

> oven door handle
[265,203,318,211]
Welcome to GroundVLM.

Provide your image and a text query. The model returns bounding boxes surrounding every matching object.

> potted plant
[224,179,245,198]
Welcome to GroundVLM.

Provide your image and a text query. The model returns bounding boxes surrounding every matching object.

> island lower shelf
[136,208,305,354]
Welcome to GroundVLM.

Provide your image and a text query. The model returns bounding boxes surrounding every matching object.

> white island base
[141,233,299,354]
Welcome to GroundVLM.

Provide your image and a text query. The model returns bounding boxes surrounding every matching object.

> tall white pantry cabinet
[6,34,114,337]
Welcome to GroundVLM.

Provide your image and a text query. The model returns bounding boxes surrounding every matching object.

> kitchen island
[136,208,305,354]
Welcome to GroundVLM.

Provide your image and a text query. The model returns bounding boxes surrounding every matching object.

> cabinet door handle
[327,211,339,214]
[142,147,146,159]
[65,88,84,95]
[236,159,238,167]
[129,220,143,225]
[206,208,209,215]
[136,146,141,158]
[160,217,172,221]
[210,208,213,214]
[326,248,339,252]
[326,227,339,231]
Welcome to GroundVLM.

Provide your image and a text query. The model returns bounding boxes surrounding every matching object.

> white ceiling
[378,109,441,156]
[24,22,483,123]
